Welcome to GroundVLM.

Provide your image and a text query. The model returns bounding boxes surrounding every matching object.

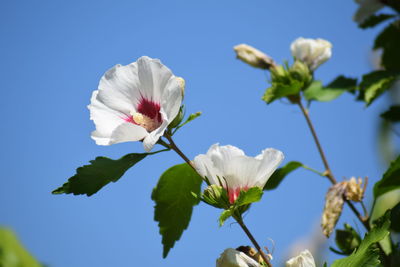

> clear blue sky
[0,0,391,266]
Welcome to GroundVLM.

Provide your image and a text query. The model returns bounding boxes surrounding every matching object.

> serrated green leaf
[374,155,400,198]
[219,210,233,227]
[152,163,202,258]
[52,153,147,196]
[359,71,397,106]
[0,228,43,267]
[304,80,346,102]
[381,105,400,122]
[374,23,400,71]
[234,187,263,206]
[331,220,390,267]
[359,14,395,29]
[264,161,303,190]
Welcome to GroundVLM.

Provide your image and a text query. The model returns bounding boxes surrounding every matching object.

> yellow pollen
[131,112,159,132]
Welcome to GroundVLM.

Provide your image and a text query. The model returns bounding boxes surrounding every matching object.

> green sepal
[52,153,148,196]
[219,209,233,227]
[168,105,185,130]
[234,187,263,207]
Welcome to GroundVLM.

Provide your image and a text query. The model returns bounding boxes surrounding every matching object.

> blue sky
[0,0,392,266]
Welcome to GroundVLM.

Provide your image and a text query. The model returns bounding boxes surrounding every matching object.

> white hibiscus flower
[290,38,332,71]
[193,144,284,203]
[88,56,183,152]
[286,250,316,267]
[216,248,260,267]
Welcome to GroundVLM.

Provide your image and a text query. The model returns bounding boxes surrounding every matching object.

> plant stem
[234,215,272,267]
[297,100,337,184]
[164,134,194,170]
[296,99,371,231]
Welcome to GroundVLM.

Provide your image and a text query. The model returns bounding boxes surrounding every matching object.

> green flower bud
[289,60,312,86]
[202,184,230,209]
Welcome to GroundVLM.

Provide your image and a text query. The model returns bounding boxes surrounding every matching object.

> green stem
[234,214,272,267]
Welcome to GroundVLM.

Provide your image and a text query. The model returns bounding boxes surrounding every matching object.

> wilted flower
[345,177,365,202]
[88,56,183,151]
[353,0,384,24]
[217,248,260,267]
[193,144,284,204]
[290,38,332,71]
[286,250,316,267]
[321,182,347,237]
[234,44,276,70]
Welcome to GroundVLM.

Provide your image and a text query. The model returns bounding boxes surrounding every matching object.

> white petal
[216,248,260,267]
[223,155,262,189]
[88,90,148,145]
[286,250,316,267]
[142,118,169,152]
[207,144,245,177]
[160,76,182,123]
[193,154,222,185]
[137,56,177,103]
[253,148,284,188]
[97,63,140,114]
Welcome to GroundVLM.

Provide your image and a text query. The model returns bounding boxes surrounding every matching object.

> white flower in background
[88,56,183,151]
[193,144,284,203]
[353,0,384,24]
[233,44,276,69]
[286,250,316,267]
[216,248,260,267]
[290,37,332,71]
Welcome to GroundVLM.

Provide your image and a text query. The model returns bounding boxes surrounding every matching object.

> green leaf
[331,220,390,267]
[219,210,233,227]
[334,224,362,255]
[359,71,397,106]
[374,155,400,198]
[381,105,400,122]
[0,228,43,267]
[152,163,202,258]
[263,80,303,104]
[304,80,346,102]
[359,14,395,29]
[374,23,400,71]
[264,161,303,190]
[52,153,147,196]
[234,187,263,206]
[391,202,400,232]
[173,111,202,133]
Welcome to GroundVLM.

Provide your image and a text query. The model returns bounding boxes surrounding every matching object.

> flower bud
[289,60,312,85]
[290,37,332,71]
[285,250,316,267]
[176,77,185,97]
[202,184,230,209]
[217,248,261,267]
[234,44,276,70]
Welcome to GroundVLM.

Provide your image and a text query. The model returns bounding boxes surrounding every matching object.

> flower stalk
[296,98,371,231]
[233,214,273,267]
